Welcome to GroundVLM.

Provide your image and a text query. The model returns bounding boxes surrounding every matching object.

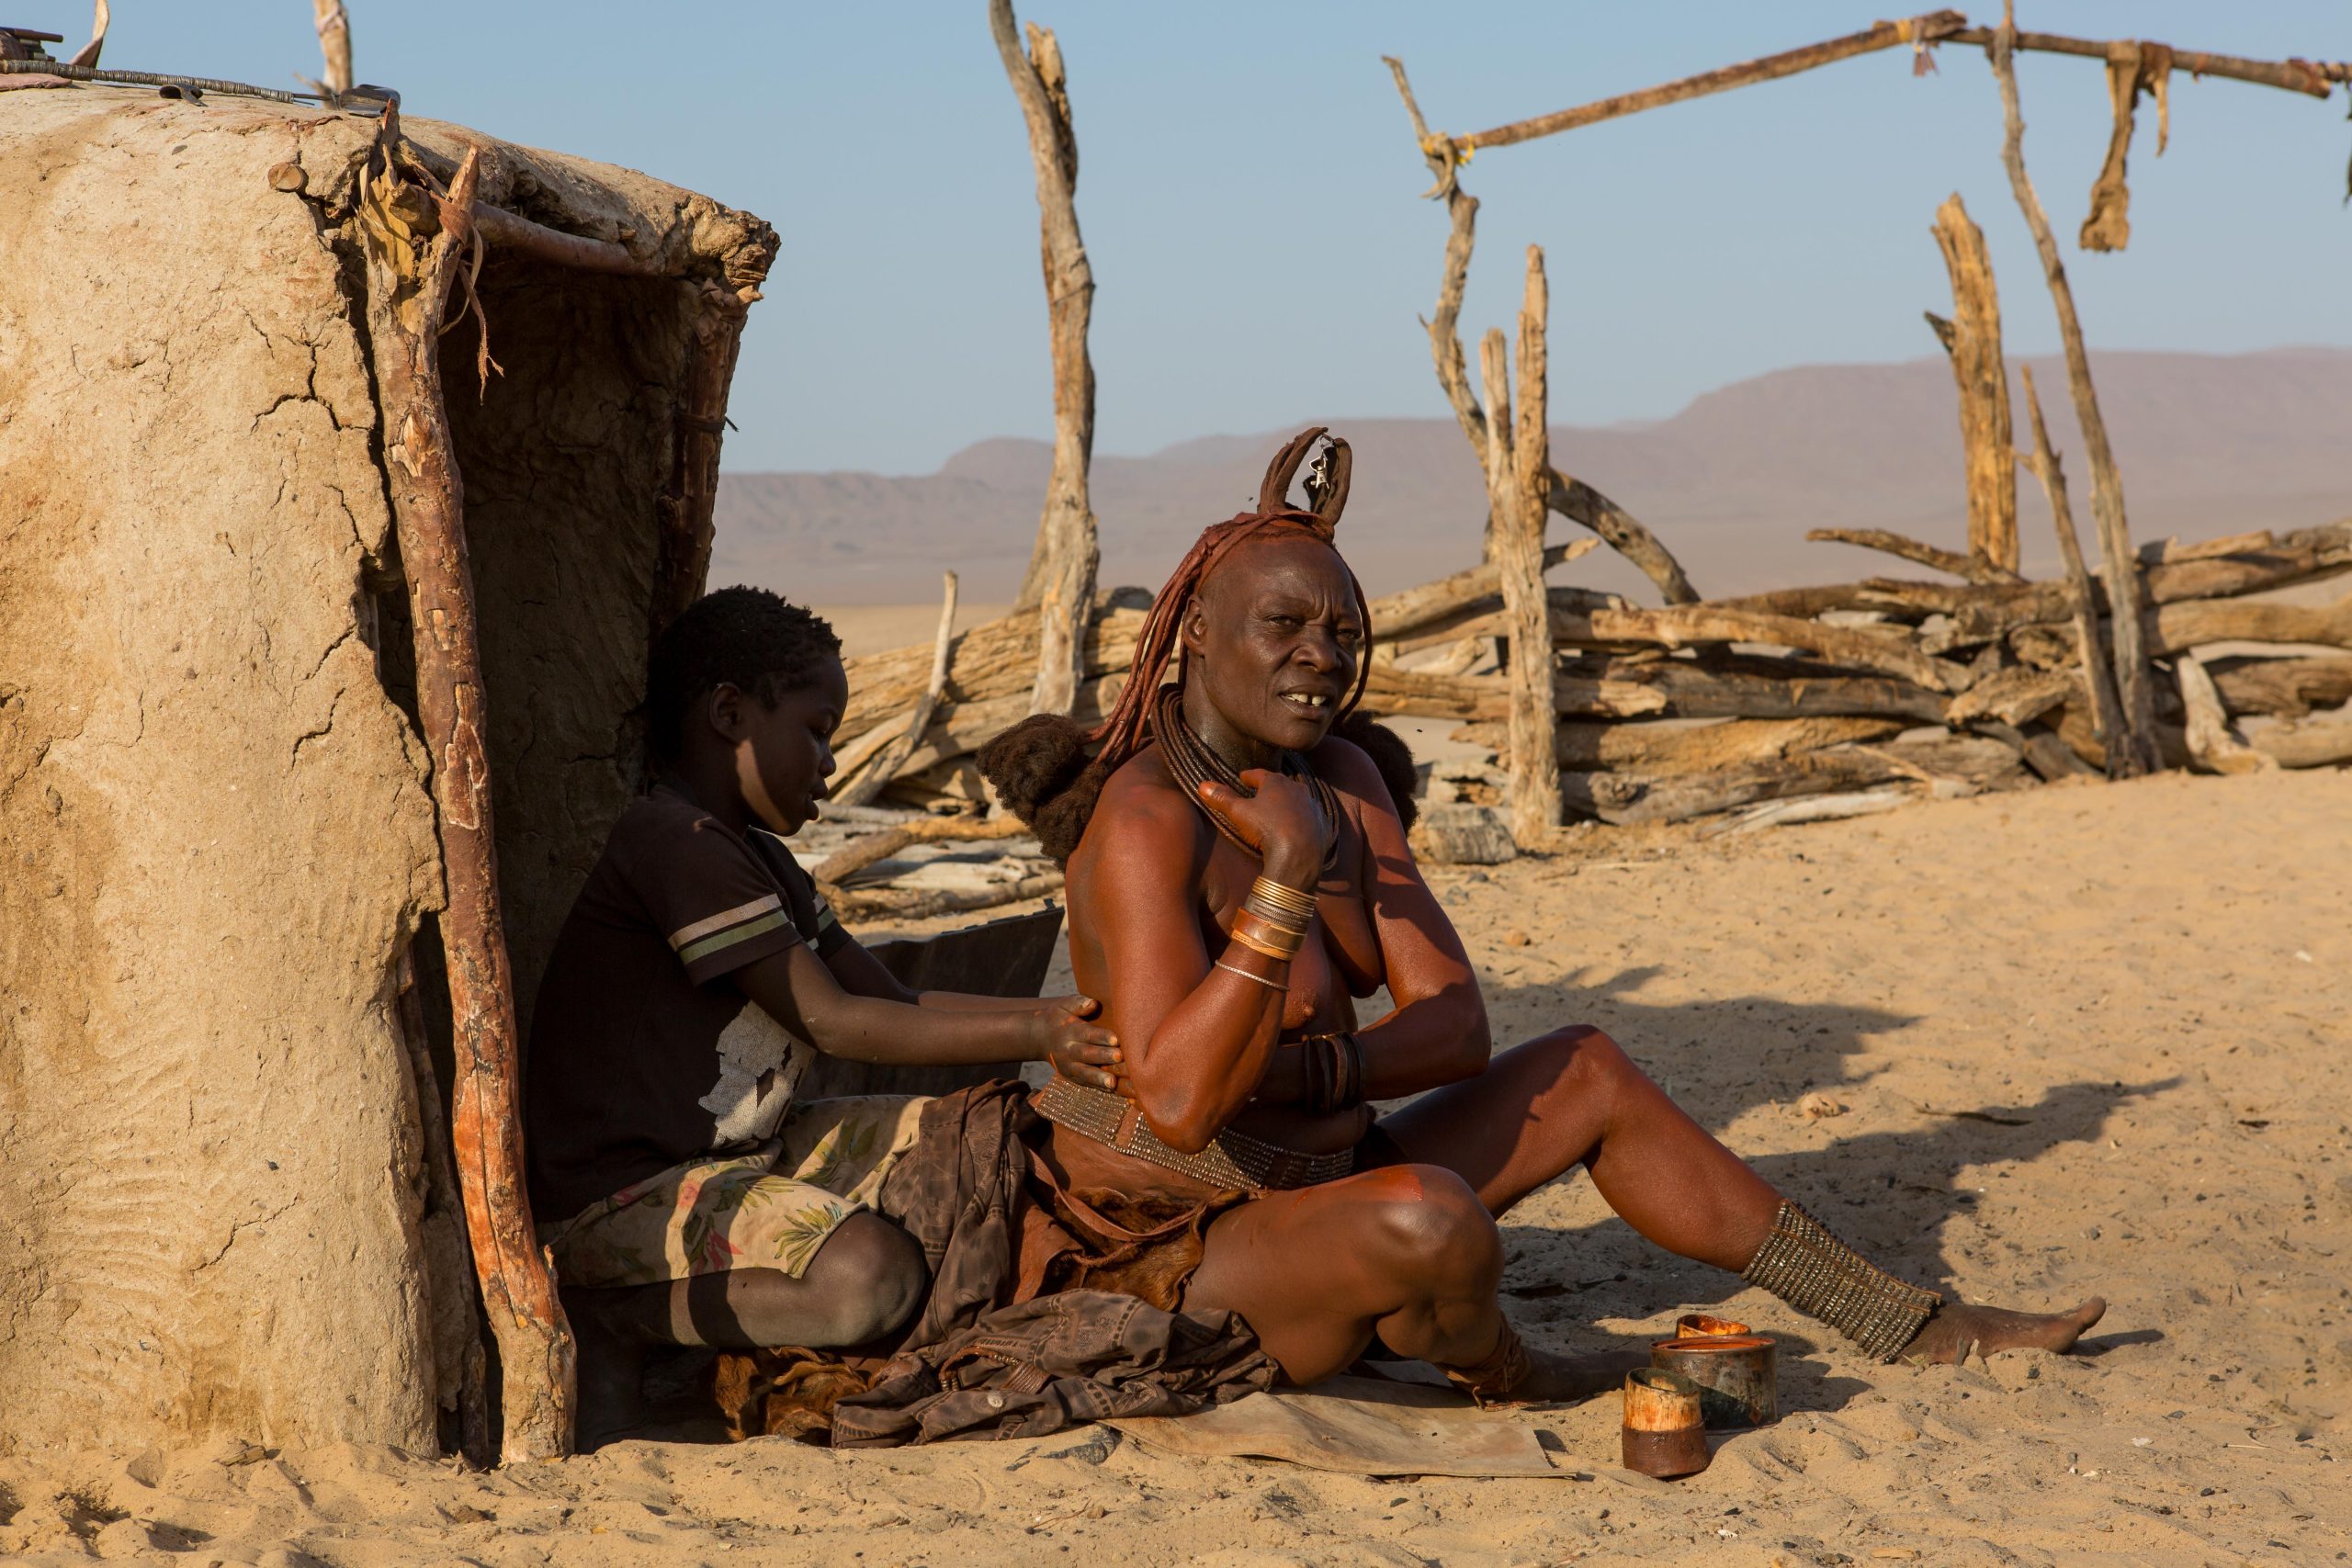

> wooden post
[1476,246,1561,847]
[355,124,575,1463]
[2017,365,2128,778]
[1927,193,2018,579]
[1384,55,1700,604]
[836,570,957,807]
[1987,11,2161,776]
[991,0,1099,716]
[311,0,350,98]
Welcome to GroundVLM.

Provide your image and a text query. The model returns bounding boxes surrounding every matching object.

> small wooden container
[1649,1332,1778,1430]
[1621,1367,1712,1479]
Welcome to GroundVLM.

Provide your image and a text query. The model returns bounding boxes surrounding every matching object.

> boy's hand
[1035,993,1122,1090]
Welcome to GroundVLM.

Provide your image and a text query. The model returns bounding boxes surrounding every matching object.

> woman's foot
[1896,1297,2107,1365]
[1494,1346,1653,1404]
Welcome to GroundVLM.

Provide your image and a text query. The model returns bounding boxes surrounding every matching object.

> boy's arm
[820,939,1040,1011]
[820,935,1125,1084]
[739,940,1121,1076]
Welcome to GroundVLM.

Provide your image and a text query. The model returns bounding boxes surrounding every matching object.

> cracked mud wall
[0,95,443,1454]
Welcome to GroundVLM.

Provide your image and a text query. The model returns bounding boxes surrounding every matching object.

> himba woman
[972,427,2106,1405]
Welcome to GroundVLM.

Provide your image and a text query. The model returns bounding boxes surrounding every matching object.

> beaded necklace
[1151,682,1341,874]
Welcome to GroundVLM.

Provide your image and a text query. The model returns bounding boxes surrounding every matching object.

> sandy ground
[5,768,2347,1566]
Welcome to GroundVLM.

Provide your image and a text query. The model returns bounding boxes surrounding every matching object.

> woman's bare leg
[1182,1162,1639,1398]
[1380,1026,2103,1360]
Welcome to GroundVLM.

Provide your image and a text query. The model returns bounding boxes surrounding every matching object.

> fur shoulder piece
[976,713,1103,866]
[1335,713,1421,835]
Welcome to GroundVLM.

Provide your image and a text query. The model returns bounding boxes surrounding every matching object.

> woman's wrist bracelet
[1213,958,1286,991]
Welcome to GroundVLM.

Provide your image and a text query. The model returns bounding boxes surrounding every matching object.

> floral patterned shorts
[540,1096,930,1288]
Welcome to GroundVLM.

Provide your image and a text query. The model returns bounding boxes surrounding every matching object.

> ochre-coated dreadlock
[980,428,1419,863]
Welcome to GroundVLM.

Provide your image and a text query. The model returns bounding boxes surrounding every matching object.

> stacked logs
[822,513,2352,875]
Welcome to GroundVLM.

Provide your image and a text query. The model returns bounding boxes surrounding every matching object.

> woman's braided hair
[979,428,1419,863]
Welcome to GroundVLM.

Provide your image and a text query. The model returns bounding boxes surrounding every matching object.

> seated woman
[978,429,2105,1404]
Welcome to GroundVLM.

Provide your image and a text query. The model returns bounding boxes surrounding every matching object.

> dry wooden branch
[1556,603,1968,692]
[1990,16,2160,774]
[2149,592,2352,656]
[1599,660,1949,723]
[2248,716,2352,770]
[1548,477,1702,604]
[2016,363,2126,775]
[1805,526,2007,584]
[839,606,1142,739]
[1967,717,2097,781]
[830,872,1065,925]
[837,573,958,807]
[813,812,1033,887]
[2174,652,2273,775]
[1945,663,2075,727]
[1447,13,1970,159]
[355,127,573,1462]
[2208,655,2352,719]
[1458,715,1909,774]
[991,0,1100,715]
[1946,26,2347,98]
[1927,193,2019,575]
[1703,785,1926,837]
[68,0,106,68]
[1384,55,1702,604]
[311,0,350,97]
[1477,245,1562,846]
[395,949,491,1464]
[1367,538,1597,640]
[1419,16,2342,170]
[1562,734,2018,827]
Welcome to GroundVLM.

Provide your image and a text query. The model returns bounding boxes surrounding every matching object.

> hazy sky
[117,4,2349,473]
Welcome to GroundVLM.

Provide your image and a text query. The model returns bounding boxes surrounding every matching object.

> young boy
[525,586,1119,1440]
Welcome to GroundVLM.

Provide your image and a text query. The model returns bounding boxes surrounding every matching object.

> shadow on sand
[1458,966,2176,1414]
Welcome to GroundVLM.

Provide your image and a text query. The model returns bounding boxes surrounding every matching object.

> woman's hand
[1195,769,1323,891]
[1032,993,1123,1090]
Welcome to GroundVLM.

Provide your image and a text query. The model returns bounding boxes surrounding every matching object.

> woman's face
[1181,535,1363,754]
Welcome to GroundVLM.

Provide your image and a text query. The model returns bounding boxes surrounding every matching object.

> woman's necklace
[1152,682,1341,874]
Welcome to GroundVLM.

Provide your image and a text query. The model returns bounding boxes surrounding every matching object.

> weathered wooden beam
[2207,654,2352,719]
[836,572,957,807]
[1477,245,1563,846]
[1990,16,2160,773]
[1449,13,1970,157]
[1555,603,1968,692]
[1419,16,2342,167]
[1367,538,1596,640]
[2149,592,2352,657]
[1927,192,2019,576]
[2016,364,2126,776]
[992,0,1099,716]
[355,129,573,1462]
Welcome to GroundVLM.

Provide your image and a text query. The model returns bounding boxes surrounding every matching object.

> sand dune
[5,767,2345,1565]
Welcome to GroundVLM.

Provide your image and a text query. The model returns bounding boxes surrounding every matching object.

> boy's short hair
[646,586,842,757]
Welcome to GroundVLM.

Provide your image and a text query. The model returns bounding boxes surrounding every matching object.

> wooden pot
[1621,1367,1712,1479]
[1649,1332,1778,1430]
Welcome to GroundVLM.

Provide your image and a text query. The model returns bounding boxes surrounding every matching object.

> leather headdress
[1082,428,1369,772]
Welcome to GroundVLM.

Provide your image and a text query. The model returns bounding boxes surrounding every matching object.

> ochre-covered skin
[1044,526,2104,1394]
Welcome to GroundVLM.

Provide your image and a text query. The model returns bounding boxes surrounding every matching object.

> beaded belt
[1034,1077,1353,1193]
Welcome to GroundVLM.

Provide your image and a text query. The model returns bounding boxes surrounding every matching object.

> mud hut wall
[426,259,704,1041]
[0,95,443,1456]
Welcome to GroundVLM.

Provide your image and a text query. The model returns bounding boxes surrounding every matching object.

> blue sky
[109,3,2350,472]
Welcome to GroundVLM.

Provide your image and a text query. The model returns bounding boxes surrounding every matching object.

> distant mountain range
[711,347,2352,607]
